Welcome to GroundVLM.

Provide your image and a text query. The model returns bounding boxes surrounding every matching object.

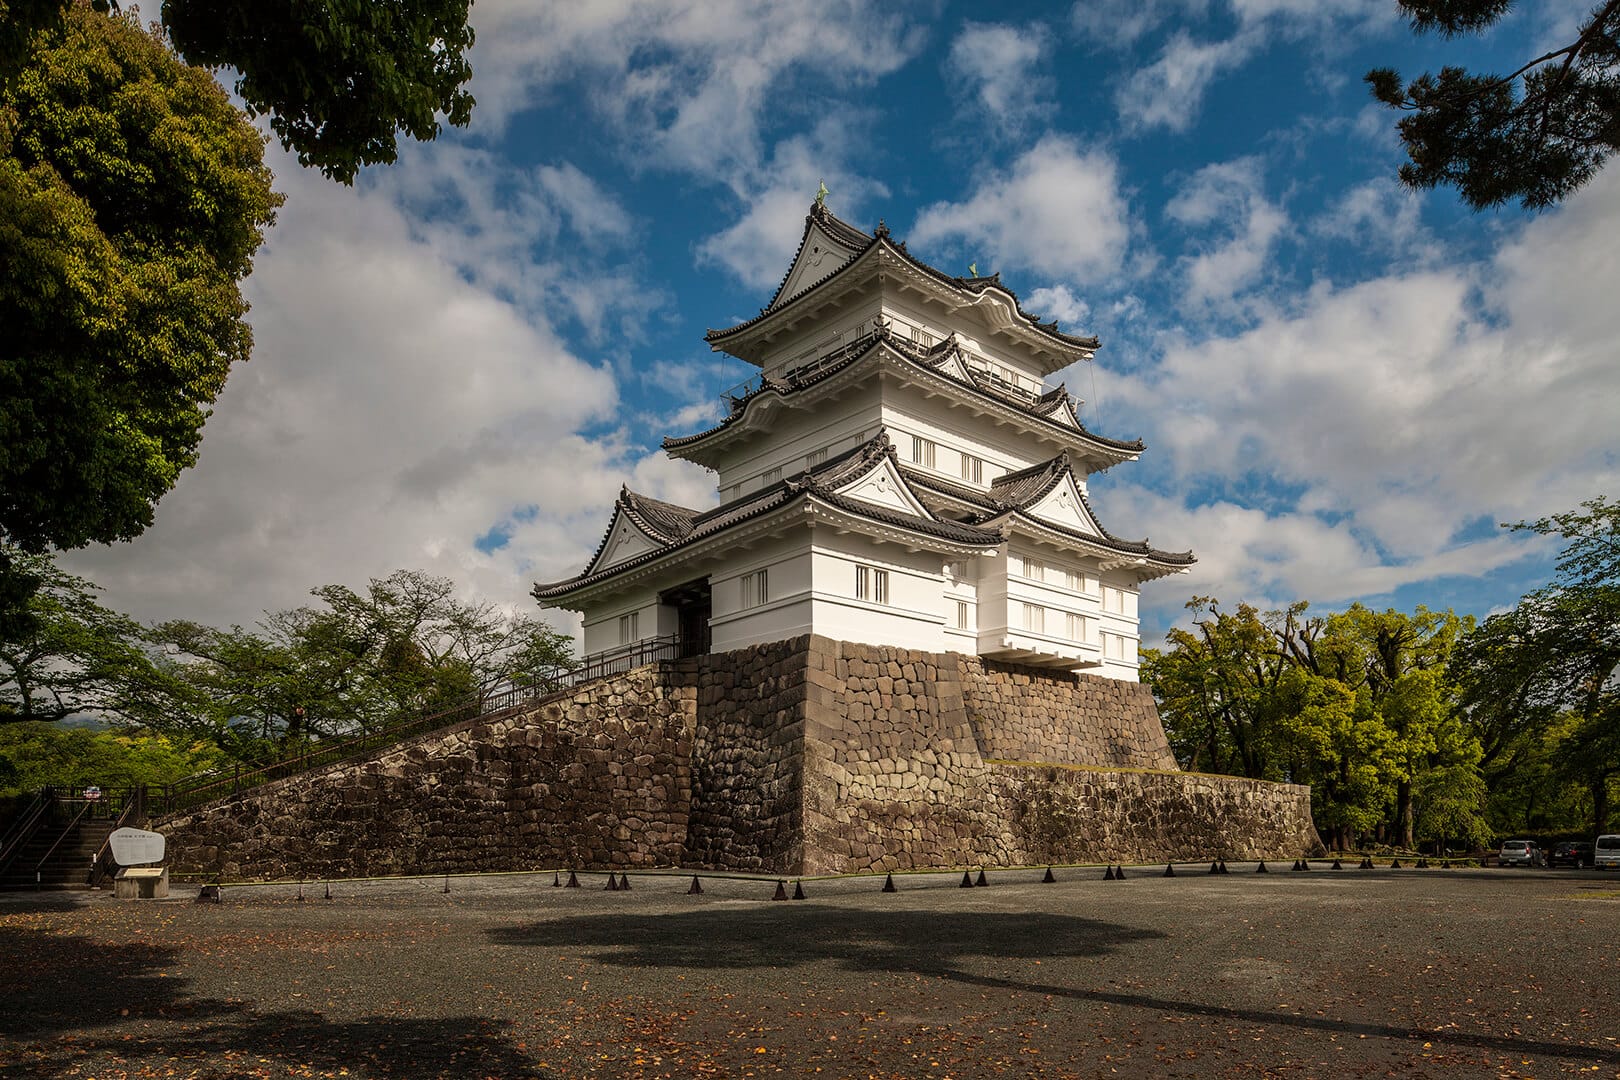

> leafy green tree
[1366,0,1620,210]
[152,569,575,747]
[0,549,189,726]
[0,721,225,797]
[1,4,280,558]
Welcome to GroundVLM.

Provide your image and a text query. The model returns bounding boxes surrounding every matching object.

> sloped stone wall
[159,668,697,880]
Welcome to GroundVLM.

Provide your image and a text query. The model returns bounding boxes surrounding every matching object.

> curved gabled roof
[665,325,1143,462]
[707,204,1100,356]
[900,453,1195,569]
[534,431,1003,603]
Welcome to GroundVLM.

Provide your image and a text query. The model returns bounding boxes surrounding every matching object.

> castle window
[1102,585,1127,614]
[911,436,936,469]
[618,612,639,645]
[1023,557,1046,583]
[960,453,983,484]
[1066,612,1087,641]
[856,565,889,605]
[740,569,768,608]
[1021,603,1045,634]
[955,600,972,630]
[762,465,782,484]
[806,447,827,468]
[911,325,935,347]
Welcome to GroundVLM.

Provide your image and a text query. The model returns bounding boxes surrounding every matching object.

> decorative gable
[768,218,866,312]
[1024,472,1102,537]
[585,509,666,575]
[832,455,935,519]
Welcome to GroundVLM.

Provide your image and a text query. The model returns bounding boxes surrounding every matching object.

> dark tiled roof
[666,326,1143,456]
[707,215,1100,353]
[621,488,698,543]
[908,454,1195,568]
[534,432,1002,601]
[763,202,872,313]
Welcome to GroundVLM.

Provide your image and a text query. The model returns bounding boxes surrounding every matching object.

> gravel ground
[1,863,1617,1079]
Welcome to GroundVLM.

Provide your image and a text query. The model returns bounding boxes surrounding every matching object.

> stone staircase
[0,816,118,891]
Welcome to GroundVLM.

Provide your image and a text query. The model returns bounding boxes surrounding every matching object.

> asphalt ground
[1,863,1617,1079]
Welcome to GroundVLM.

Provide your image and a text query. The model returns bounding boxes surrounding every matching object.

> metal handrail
[88,787,144,888]
[0,788,52,875]
[152,639,690,818]
[33,800,90,889]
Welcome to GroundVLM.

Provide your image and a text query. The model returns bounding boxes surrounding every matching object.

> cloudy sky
[66,0,1620,645]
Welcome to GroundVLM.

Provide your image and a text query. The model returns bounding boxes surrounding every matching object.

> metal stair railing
[0,788,52,877]
[32,800,90,889]
[153,635,687,818]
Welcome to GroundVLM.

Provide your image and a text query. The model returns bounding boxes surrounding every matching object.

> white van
[1596,835,1620,870]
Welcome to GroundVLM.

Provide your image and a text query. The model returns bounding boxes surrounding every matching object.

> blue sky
[67,0,1620,645]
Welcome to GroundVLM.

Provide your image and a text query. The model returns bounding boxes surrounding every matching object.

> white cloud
[696,119,891,289]
[1311,178,1436,262]
[946,23,1054,132]
[910,136,1132,284]
[61,150,634,632]
[1117,28,1263,132]
[1164,157,1287,307]
[468,0,925,182]
[1071,0,1206,48]
[1023,285,1092,329]
[1110,169,1620,616]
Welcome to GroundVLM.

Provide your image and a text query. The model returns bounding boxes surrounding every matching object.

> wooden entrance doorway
[659,578,711,658]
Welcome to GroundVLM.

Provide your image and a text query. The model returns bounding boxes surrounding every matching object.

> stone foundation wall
[959,658,1177,770]
[159,668,697,880]
[160,635,1317,880]
[683,641,808,872]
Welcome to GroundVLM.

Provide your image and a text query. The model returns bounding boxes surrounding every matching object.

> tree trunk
[1393,779,1415,850]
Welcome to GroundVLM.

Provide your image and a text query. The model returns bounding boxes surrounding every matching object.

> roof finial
[815,179,829,208]
[968,262,978,278]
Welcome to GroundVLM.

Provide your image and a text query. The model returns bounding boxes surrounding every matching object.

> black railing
[0,789,50,877]
[152,637,692,819]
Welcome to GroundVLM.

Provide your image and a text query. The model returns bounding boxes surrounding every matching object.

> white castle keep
[535,200,1192,680]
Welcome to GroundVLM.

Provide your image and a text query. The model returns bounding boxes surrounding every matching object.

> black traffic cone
[1114,865,1126,880]
[619,873,632,890]
[1391,858,1402,869]
[881,873,897,893]
[1331,858,1343,870]
[1219,861,1229,874]
[687,875,703,895]
[960,870,975,888]
[552,872,561,888]
[793,880,806,900]
[566,870,580,888]
[975,869,989,887]
[772,879,788,901]
[1256,860,1269,873]
[1104,864,1116,881]
[1209,861,1221,875]
[1042,866,1056,883]
[1163,863,1176,877]
[604,874,619,891]
[1301,859,1312,871]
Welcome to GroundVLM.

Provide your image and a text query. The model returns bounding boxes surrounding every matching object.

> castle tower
[534,202,1193,679]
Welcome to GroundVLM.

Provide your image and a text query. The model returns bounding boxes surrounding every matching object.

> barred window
[740,569,769,608]
[856,565,889,604]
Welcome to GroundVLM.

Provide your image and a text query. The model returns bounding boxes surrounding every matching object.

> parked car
[1548,841,1594,868]
[1596,835,1620,870]
[1498,840,1544,867]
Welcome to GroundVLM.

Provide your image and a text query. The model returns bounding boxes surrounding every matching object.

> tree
[1,4,280,558]
[1,0,475,624]
[152,569,575,749]
[1366,0,1620,210]
[0,722,225,797]
[3,0,476,184]
[0,549,189,726]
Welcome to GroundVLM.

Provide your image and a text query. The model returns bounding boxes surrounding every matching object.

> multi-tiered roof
[534,204,1193,607]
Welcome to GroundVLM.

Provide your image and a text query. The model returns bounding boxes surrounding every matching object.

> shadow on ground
[486,903,1163,971]
[0,928,549,1078]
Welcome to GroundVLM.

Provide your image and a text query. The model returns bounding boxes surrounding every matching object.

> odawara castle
[156,199,1319,882]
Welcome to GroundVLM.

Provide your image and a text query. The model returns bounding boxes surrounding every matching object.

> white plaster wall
[756,303,883,377]
[804,531,951,652]
[712,396,882,497]
[879,297,1054,388]
[581,590,663,655]
[879,389,1099,489]
[707,534,816,653]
